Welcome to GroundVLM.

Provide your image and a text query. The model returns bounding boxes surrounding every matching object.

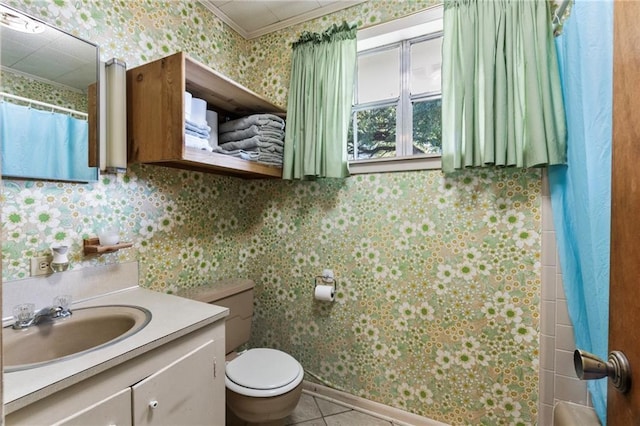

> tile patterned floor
[284,391,399,426]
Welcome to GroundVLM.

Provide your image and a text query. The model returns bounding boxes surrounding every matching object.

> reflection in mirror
[0,3,99,182]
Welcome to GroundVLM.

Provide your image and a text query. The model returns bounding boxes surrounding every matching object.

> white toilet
[178,279,304,425]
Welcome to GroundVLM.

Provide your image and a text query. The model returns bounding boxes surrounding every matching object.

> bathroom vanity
[3,266,228,426]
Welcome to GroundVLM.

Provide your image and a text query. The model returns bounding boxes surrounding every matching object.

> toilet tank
[177,279,255,355]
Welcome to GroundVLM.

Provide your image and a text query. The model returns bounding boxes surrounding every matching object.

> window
[349,6,443,173]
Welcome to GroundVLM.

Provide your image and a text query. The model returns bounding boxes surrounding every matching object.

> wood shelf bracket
[83,237,133,255]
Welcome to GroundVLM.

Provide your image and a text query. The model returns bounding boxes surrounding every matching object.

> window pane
[410,37,442,95]
[357,47,400,104]
[348,106,397,160]
[412,98,441,155]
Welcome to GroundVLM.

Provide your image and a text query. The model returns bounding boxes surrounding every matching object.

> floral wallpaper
[248,168,541,425]
[1,1,541,424]
[1,70,87,112]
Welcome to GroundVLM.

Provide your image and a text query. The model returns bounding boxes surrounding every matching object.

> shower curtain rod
[0,92,88,119]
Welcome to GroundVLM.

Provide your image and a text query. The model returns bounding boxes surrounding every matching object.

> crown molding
[199,0,367,40]
[199,0,251,38]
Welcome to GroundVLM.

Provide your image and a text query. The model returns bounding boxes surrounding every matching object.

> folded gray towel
[218,135,284,151]
[258,160,283,166]
[257,151,283,166]
[213,143,283,166]
[218,125,285,144]
[219,114,285,133]
[219,126,259,143]
[257,142,284,153]
[260,129,286,140]
[212,146,259,160]
[240,151,260,161]
[219,136,260,151]
[257,135,285,146]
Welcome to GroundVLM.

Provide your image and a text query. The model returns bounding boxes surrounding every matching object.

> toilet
[177,279,304,424]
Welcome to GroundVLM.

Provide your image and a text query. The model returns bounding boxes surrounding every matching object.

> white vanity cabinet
[6,320,225,426]
[55,389,132,426]
[131,340,218,425]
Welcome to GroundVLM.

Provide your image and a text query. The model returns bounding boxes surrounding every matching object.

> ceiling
[199,0,367,39]
[0,5,97,92]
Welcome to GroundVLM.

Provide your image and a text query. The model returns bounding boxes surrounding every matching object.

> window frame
[349,5,444,174]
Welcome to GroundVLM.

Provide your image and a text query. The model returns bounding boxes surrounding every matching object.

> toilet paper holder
[314,274,337,292]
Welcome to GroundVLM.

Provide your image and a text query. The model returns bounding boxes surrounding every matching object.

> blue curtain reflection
[0,101,97,182]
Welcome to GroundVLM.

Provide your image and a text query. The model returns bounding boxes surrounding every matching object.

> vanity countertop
[3,286,228,414]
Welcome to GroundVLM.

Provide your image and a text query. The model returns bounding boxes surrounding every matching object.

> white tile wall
[539,171,592,425]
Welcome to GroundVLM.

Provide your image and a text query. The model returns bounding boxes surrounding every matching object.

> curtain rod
[552,0,572,34]
[0,91,88,119]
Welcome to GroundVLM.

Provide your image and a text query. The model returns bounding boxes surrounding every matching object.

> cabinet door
[131,339,223,426]
[54,388,132,426]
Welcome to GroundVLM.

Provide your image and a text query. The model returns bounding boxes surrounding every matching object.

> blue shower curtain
[549,0,613,423]
[0,101,95,182]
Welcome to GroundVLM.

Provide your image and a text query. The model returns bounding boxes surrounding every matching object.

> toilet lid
[226,348,302,390]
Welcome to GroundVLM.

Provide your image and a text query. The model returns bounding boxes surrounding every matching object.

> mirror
[0,3,99,182]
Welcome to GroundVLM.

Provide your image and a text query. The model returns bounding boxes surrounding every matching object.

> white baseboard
[302,381,450,426]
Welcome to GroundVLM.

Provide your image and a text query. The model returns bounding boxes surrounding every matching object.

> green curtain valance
[441,0,567,173]
[292,22,357,48]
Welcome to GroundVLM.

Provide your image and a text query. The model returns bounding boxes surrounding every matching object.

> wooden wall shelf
[83,238,133,255]
[126,52,286,179]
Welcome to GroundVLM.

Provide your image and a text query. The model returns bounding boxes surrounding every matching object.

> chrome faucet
[12,295,72,329]
[12,305,72,329]
[36,305,72,323]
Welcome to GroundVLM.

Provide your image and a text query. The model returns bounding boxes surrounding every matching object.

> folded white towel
[186,119,211,133]
[185,133,212,151]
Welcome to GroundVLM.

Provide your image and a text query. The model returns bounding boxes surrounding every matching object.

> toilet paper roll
[184,92,192,120]
[314,285,335,302]
[191,97,207,126]
[206,110,218,147]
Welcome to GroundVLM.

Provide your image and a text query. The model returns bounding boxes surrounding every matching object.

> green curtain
[283,23,357,180]
[441,0,567,173]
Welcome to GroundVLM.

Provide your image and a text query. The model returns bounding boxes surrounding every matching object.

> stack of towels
[184,93,218,151]
[185,120,213,151]
[213,114,285,166]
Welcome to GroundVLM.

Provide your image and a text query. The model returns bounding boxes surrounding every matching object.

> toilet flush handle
[574,349,631,393]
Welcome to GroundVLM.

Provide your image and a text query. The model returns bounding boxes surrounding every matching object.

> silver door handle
[574,349,631,393]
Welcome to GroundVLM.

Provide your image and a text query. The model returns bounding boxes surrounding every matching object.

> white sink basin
[3,305,151,372]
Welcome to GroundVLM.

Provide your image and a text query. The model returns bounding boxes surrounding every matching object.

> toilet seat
[225,348,304,398]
